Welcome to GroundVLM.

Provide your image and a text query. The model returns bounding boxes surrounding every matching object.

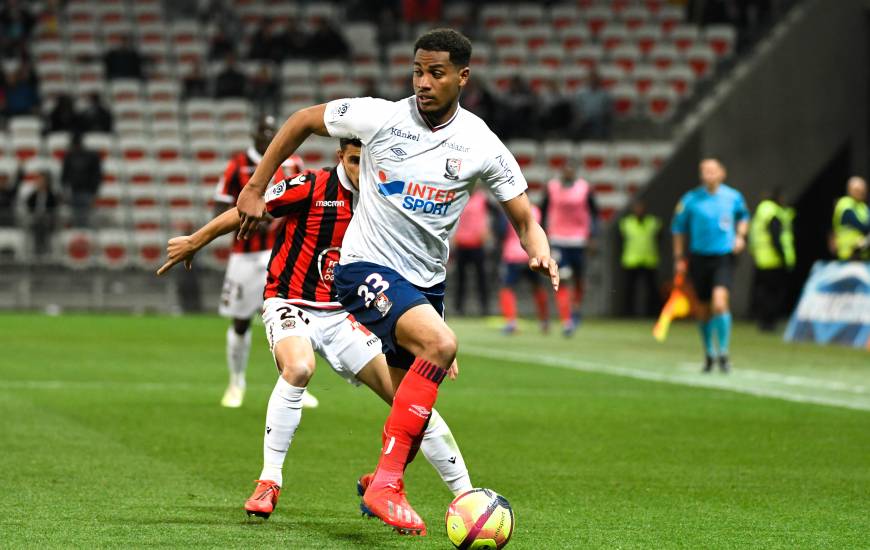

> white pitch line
[460,345,870,412]
[677,363,867,394]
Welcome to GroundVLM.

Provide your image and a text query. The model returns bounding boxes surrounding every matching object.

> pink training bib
[454,191,489,248]
[547,178,592,246]
[502,204,542,263]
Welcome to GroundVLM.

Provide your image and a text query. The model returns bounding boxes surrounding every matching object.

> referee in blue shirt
[672,159,750,373]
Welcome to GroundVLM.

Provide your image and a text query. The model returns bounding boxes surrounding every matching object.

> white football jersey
[324,96,527,287]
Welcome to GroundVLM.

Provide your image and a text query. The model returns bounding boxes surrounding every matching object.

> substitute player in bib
[159,139,472,520]
[213,116,315,409]
[672,158,749,373]
[235,29,559,535]
[499,201,550,334]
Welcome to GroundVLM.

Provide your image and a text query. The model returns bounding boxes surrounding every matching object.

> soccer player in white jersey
[236,29,559,535]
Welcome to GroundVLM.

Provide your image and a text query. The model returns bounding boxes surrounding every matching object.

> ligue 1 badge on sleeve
[444,158,461,180]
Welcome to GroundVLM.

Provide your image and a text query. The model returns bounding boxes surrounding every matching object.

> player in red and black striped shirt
[158,138,471,520]
[213,116,307,409]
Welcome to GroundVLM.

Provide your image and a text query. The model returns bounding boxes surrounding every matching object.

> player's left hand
[733,235,746,254]
[447,359,459,380]
[530,255,560,291]
[237,185,267,240]
[156,236,197,275]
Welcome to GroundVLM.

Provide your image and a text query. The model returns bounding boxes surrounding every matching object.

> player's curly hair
[414,28,472,67]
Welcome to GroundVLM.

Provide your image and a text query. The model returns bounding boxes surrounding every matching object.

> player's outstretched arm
[156,207,242,275]
[237,104,330,239]
[501,192,560,291]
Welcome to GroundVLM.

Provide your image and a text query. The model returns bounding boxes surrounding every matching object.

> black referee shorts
[688,254,734,301]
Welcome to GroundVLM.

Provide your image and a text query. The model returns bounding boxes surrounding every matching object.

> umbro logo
[448,456,456,464]
[408,404,430,419]
[390,147,408,158]
[266,426,271,434]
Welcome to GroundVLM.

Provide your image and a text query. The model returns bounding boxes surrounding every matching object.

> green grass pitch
[1,313,868,549]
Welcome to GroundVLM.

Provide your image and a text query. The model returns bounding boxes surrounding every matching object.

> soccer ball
[445,488,514,549]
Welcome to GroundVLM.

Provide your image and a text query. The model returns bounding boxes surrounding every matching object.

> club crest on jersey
[374,292,392,316]
[444,158,461,180]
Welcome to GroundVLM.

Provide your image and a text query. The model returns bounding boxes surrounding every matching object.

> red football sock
[499,288,517,322]
[371,358,446,489]
[533,287,549,321]
[556,286,573,324]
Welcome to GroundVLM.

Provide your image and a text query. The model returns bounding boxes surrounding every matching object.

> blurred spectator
[183,61,209,99]
[452,190,491,316]
[248,65,278,116]
[537,80,572,138]
[832,176,869,261]
[4,62,40,117]
[749,188,795,331]
[209,28,235,60]
[104,36,145,80]
[78,93,113,133]
[248,21,273,61]
[461,78,497,126]
[305,18,349,61]
[20,170,59,258]
[543,165,599,335]
[501,76,535,139]
[270,20,309,62]
[46,94,79,134]
[0,1,35,59]
[574,72,613,140]
[214,54,247,98]
[619,200,662,317]
[61,133,102,228]
[0,165,23,227]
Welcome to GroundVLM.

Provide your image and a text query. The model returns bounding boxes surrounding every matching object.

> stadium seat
[101,158,124,186]
[636,25,663,55]
[600,25,628,51]
[184,99,217,122]
[522,165,549,192]
[93,185,127,227]
[650,44,679,70]
[199,234,233,270]
[116,119,148,138]
[147,81,180,103]
[597,64,623,89]
[10,116,41,137]
[165,186,196,209]
[622,168,654,194]
[611,44,641,72]
[577,142,611,172]
[594,189,629,221]
[705,25,737,58]
[632,63,660,94]
[506,140,539,168]
[351,63,381,86]
[480,4,511,28]
[96,230,132,269]
[657,5,684,34]
[109,79,142,103]
[58,229,96,269]
[69,41,101,62]
[612,142,647,171]
[315,61,348,86]
[167,206,204,234]
[558,26,591,50]
[0,227,28,263]
[150,120,183,140]
[195,160,226,190]
[495,45,528,66]
[647,141,675,167]
[0,133,8,159]
[101,21,135,46]
[543,140,573,169]
[129,205,164,231]
[153,138,184,161]
[522,65,555,92]
[666,64,696,98]
[671,25,700,53]
[220,120,252,141]
[280,60,314,82]
[611,84,640,118]
[173,41,207,64]
[34,40,64,62]
[585,6,612,36]
[160,158,197,186]
[535,44,565,68]
[119,137,152,161]
[301,2,337,24]
[125,161,159,186]
[686,45,716,79]
[569,44,604,69]
[113,101,147,123]
[387,42,415,66]
[35,61,70,85]
[73,61,105,84]
[561,65,590,91]
[521,25,549,50]
[490,25,521,48]
[217,99,250,122]
[223,137,251,157]
[620,5,648,30]
[646,86,679,122]
[12,136,41,162]
[516,4,545,27]
[46,133,70,160]
[298,139,334,166]
[67,3,96,24]
[588,168,620,194]
[549,4,579,29]
[190,139,222,161]
[132,231,166,270]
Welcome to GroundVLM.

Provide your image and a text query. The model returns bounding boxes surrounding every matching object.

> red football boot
[245,480,280,519]
[362,481,426,536]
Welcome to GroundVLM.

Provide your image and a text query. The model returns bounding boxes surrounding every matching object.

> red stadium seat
[480,4,511,29]
[620,6,648,30]
[686,45,716,79]
[507,140,539,168]
[166,186,196,209]
[612,143,647,171]
[612,85,640,118]
[648,141,675,168]
[132,231,166,270]
[58,230,96,269]
[597,64,624,89]
[47,133,69,160]
[611,44,641,73]
[549,5,579,30]
[153,139,183,161]
[120,137,151,161]
[558,26,591,51]
[522,166,549,193]
[94,185,126,227]
[650,44,679,70]
[184,99,217,123]
[126,161,158,187]
[622,168,654,195]
[671,25,700,54]
[522,26,549,50]
[577,142,611,172]
[168,207,204,234]
[589,168,620,195]
[705,25,737,58]
[191,139,222,162]
[84,134,114,160]
[585,6,612,36]
[158,161,194,186]
[657,5,684,34]
[110,80,143,103]
[200,234,233,270]
[516,4,545,27]
[666,64,696,98]
[632,64,659,95]
[490,25,521,48]
[561,65,589,92]
[96,230,132,269]
[12,136,41,162]
[600,25,628,51]
[569,44,604,69]
[130,206,165,231]
[315,61,348,86]
[635,25,662,55]
[543,141,573,169]
[495,45,528,66]
[646,86,679,122]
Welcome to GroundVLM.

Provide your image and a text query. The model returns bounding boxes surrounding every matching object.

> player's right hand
[156,236,197,275]
[237,185,267,240]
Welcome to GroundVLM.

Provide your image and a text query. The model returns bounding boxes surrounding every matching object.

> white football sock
[421,408,473,495]
[226,327,251,389]
[259,377,306,486]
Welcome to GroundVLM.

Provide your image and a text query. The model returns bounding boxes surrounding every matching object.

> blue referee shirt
[671,184,750,256]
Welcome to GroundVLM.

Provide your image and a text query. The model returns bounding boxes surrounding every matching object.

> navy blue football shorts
[334,261,445,370]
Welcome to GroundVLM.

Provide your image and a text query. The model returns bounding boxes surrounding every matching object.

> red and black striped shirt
[263,166,355,309]
[214,147,304,254]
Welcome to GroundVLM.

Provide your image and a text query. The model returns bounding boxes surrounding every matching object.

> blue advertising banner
[784,261,870,349]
